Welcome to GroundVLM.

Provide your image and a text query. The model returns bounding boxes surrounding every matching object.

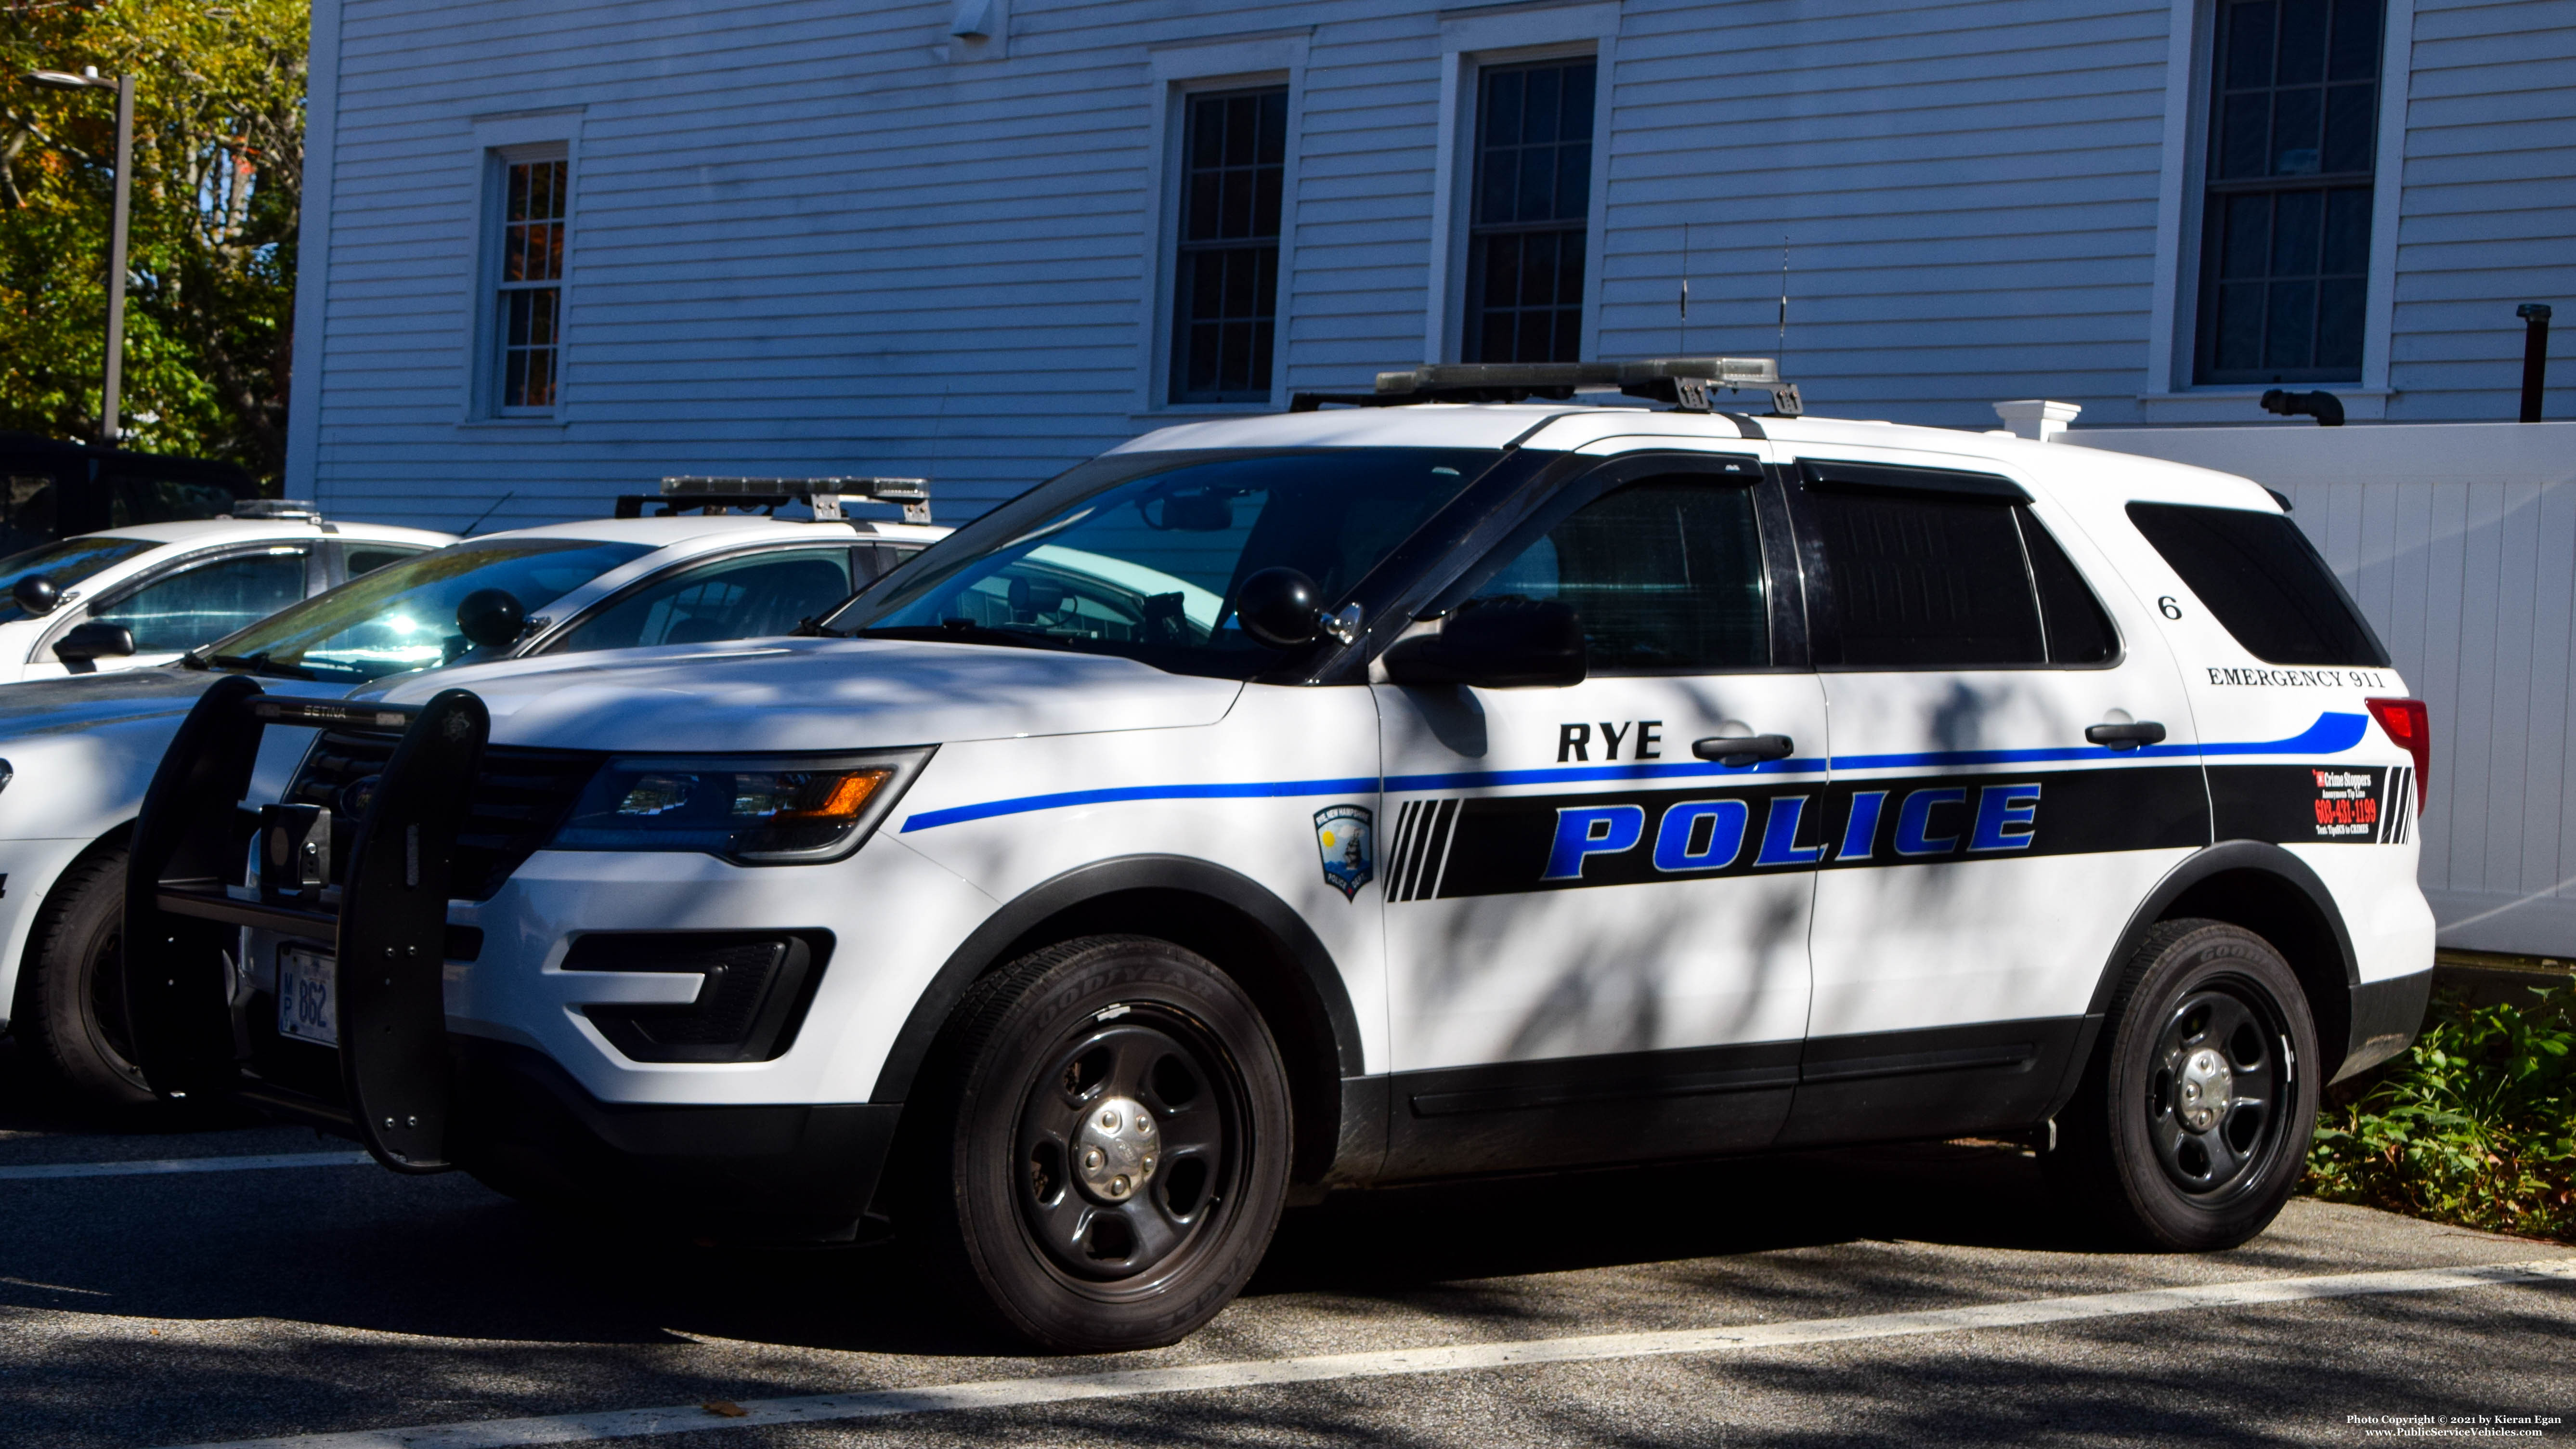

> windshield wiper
[208,651,324,681]
[858,621,1076,653]
[789,615,845,638]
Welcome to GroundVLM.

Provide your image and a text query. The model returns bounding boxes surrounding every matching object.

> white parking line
[0,1150,374,1181]
[164,1256,2576,1449]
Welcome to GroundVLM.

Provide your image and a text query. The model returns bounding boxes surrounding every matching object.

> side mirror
[12,574,61,617]
[455,587,527,650]
[1235,567,1323,648]
[1381,596,1587,689]
[52,621,136,670]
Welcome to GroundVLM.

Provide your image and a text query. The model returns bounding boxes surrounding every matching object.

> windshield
[0,535,159,623]
[824,448,1501,676]
[206,537,652,680]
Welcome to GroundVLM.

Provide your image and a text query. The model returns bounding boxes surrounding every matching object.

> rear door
[1783,452,2208,1146]
[1374,446,1825,1176]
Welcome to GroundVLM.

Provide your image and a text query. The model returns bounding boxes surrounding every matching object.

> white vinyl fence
[2069,421,2576,958]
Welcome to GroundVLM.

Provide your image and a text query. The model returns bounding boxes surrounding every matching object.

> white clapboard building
[291,0,2574,955]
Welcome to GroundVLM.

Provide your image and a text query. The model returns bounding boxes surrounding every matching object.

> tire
[904,934,1293,1353]
[2048,918,2320,1250]
[14,847,159,1111]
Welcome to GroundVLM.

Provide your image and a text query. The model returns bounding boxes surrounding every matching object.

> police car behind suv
[128,360,2434,1354]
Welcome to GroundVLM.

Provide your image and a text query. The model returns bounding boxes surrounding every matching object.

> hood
[0,668,349,838]
[0,667,222,741]
[366,637,1244,752]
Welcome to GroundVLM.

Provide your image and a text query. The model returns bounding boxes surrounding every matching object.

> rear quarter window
[2126,502,2388,667]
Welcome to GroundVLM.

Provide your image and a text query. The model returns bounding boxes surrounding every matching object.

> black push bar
[123,677,490,1173]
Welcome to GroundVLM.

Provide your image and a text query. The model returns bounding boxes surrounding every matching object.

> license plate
[277,948,338,1046]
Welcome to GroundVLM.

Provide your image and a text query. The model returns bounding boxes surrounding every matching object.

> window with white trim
[1169,87,1287,405]
[494,154,568,411]
[1464,56,1596,364]
[2194,0,2385,385]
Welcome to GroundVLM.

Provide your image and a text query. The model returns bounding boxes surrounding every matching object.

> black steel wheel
[907,935,1291,1352]
[1015,1006,1246,1283]
[2049,918,2320,1250]
[2144,981,2290,1199]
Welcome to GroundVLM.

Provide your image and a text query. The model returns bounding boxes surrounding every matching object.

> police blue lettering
[1894,787,1968,857]
[1969,781,2043,851]
[1753,796,1825,866]
[1543,804,1645,880]
[1837,790,1887,861]
[1653,799,1750,873]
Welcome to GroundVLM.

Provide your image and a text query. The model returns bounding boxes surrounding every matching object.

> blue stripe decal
[1384,757,1828,793]
[901,776,1382,832]
[899,713,2368,832]
[1829,711,2367,772]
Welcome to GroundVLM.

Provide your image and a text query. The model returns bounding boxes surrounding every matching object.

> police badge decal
[1314,804,1375,900]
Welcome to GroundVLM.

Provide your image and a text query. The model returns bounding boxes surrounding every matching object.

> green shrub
[2305,982,2576,1241]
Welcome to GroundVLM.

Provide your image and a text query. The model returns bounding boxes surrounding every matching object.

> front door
[1375,450,1825,1177]
[1782,451,2209,1146]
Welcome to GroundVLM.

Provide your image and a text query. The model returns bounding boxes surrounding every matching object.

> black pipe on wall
[2520,302,2552,422]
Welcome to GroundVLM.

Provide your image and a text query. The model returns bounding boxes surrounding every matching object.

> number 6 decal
[2158,596,2183,619]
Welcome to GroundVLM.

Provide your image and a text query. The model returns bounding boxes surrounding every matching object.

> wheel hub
[1074,1095,1158,1203]
[2176,1046,2233,1132]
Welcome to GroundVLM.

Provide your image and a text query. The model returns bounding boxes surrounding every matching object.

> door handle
[2084,721,2167,750]
[1693,733,1795,767]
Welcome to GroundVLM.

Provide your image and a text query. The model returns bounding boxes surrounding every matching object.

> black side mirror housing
[52,621,136,671]
[12,574,61,617]
[1235,567,1323,648]
[455,587,527,650]
[1381,596,1587,689]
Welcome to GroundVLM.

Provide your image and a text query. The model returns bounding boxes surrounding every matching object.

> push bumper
[2335,967,2433,1083]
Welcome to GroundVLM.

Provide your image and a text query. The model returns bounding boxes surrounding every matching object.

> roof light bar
[1290,356,1800,416]
[624,476,934,524]
[221,499,324,522]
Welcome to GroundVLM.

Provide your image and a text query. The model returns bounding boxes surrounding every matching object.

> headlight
[549,749,930,864]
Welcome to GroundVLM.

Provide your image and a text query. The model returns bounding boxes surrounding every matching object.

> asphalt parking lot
[2,1043,2570,1449]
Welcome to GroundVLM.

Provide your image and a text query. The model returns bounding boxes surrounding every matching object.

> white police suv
[0,503,452,682]
[125,361,2434,1353]
[3,480,941,1110]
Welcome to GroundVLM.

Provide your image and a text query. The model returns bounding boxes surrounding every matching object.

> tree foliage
[0,0,304,480]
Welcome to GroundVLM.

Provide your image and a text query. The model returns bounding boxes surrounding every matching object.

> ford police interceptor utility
[123,360,2434,1353]
[2,480,941,1110]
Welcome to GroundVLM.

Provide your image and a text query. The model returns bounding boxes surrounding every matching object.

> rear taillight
[2365,697,2430,808]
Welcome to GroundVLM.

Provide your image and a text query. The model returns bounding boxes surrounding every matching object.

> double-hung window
[2195,0,2384,384]
[1169,87,1287,405]
[1464,57,1596,364]
[494,155,568,412]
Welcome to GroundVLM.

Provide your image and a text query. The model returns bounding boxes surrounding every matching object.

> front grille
[285,729,602,900]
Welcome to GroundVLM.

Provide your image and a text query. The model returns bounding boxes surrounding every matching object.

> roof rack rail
[1289,356,1801,418]
[613,476,933,525]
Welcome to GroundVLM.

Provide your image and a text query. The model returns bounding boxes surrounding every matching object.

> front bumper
[447,1037,902,1240]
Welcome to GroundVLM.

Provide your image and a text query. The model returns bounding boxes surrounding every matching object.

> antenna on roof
[1678,221,1691,358]
[1777,235,1790,371]
[462,491,514,537]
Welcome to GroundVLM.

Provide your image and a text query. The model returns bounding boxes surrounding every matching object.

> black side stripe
[1389,798,1463,902]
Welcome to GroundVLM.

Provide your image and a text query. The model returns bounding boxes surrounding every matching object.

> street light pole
[25,65,135,446]
[101,72,133,446]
